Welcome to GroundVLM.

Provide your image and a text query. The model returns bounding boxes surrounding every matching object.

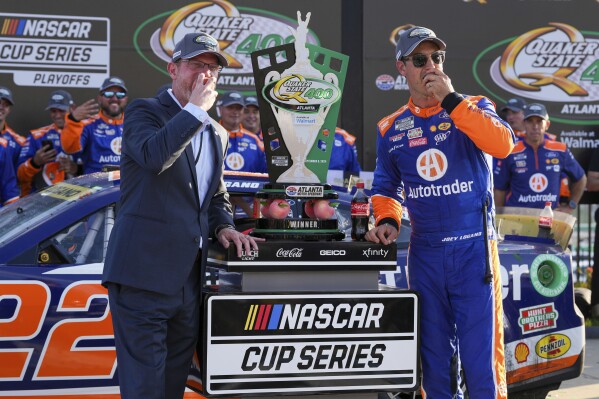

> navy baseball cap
[172,32,228,67]
[100,76,127,93]
[524,103,549,120]
[244,95,259,108]
[395,26,446,60]
[501,97,526,113]
[217,91,245,107]
[0,86,14,105]
[46,90,73,111]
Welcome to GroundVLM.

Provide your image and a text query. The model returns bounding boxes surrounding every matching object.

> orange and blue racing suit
[372,93,514,399]
[61,113,123,174]
[493,138,584,209]
[0,137,19,205]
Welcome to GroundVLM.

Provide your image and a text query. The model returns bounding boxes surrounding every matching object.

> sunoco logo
[474,22,599,125]
[137,0,320,92]
[244,302,384,330]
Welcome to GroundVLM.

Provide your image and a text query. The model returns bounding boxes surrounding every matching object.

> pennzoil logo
[535,333,571,359]
[474,23,599,125]
[137,0,320,92]
[244,302,384,331]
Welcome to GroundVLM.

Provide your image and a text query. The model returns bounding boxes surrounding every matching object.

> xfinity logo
[362,248,389,258]
[276,248,303,258]
[320,250,346,256]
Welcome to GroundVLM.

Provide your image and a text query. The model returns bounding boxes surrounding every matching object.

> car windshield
[0,172,120,245]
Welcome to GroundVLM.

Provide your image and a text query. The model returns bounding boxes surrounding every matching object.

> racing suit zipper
[483,196,493,284]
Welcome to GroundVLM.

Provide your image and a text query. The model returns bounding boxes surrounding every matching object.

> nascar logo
[244,302,384,330]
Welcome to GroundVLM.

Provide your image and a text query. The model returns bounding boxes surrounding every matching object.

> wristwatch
[568,200,577,210]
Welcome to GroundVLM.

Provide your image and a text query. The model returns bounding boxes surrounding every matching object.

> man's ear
[545,120,551,131]
[167,62,177,79]
[396,60,406,76]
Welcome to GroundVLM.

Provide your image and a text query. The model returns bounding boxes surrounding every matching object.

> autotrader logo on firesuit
[409,149,474,199]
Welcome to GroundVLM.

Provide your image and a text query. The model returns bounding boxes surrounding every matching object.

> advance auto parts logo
[135,0,320,93]
[263,74,340,113]
[474,23,599,125]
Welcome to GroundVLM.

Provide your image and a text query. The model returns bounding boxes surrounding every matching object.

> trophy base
[253,183,344,241]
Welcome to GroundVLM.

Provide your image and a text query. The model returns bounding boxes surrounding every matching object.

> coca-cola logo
[351,202,370,216]
[276,248,303,258]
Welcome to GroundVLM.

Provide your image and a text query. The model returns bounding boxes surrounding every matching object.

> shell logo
[529,173,548,193]
[416,149,448,182]
[535,333,571,359]
[514,342,530,364]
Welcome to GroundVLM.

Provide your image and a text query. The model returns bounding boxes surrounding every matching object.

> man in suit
[103,32,262,399]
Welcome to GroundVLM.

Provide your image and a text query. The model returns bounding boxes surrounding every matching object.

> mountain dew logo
[134,0,320,93]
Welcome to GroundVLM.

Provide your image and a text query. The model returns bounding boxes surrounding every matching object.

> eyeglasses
[402,51,446,68]
[180,59,223,73]
[101,91,127,99]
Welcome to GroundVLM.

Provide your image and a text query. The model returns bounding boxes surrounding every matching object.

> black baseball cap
[501,97,526,113]
[171,32,228,67]
[0,86,14,105]
[244,95,259,108]
[395,26,446,60]
[524,103,549,121]
[46,90,73,111]
[217,91,245,107]
[100,76,127,93]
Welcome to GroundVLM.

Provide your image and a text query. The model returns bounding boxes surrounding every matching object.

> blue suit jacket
[103,91,234,295]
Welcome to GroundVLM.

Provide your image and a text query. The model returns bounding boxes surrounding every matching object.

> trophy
[250,11,348,240]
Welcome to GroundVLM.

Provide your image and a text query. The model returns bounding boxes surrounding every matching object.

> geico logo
[407,179,474,199]
[278,303,384,329]
[320,249,346,256]
[241,343,386,371]
[22,20,92,39]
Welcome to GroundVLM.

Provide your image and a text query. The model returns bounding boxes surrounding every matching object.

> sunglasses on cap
[402,51,445,68]
[101,91,127,99]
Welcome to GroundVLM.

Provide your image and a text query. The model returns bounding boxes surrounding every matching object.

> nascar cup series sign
[203,292,419,395]
[136,0,320,92]
[0,13,109,87]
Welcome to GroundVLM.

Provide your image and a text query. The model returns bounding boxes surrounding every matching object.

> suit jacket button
[194,236,201,243]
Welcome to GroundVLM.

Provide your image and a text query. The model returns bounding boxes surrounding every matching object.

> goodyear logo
[535,333,571,359]
[244,303,384,331]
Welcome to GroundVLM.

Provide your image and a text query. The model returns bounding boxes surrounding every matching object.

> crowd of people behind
[0,79,364,207]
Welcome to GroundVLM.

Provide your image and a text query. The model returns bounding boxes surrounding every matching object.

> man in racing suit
[365,26,514,399]
[217,91,267,173]
[0,86,26,172]
[61,76,128,174]
[18,90,80,196]
[493,103,586,212]
[329,127,362,175]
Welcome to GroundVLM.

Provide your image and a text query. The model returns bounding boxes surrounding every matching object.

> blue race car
[0,171,584,398]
